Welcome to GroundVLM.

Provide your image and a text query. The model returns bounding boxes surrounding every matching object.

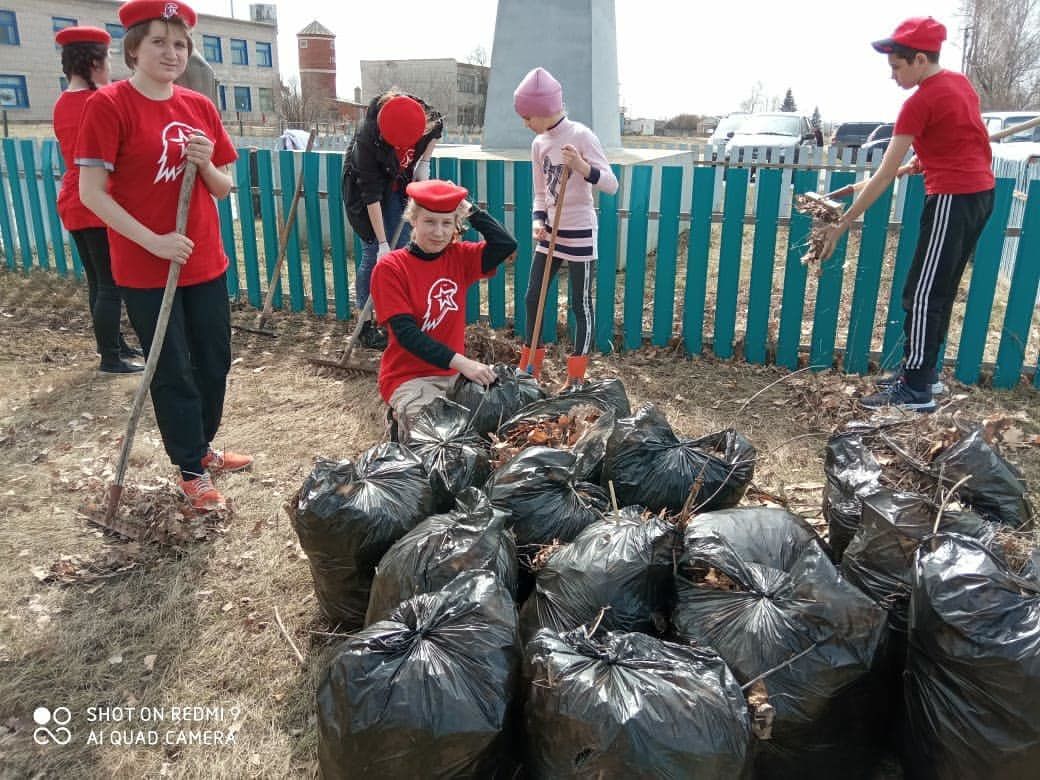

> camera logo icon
[33,706,72,746]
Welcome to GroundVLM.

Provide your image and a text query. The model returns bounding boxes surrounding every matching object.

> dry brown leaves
[687,564,741,592]
[489,405,603,467]
[465,323,519,365]
[784,372,862,429]
[793,194,842,278]
[990,527,1038,575]
[31,546,141,587]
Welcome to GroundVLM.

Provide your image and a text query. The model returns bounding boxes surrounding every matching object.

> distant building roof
[298,21,334,37]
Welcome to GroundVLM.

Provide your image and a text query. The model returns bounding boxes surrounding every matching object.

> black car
[859,123,894,159]
[830,121,884,154]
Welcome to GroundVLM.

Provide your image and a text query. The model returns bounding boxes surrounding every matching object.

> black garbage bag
[519,507,679,642]
[289,444,434,630]
[448,363,544,438]
[495,403,615,484]
[366,488,518,625]
[524,627,753,779]
[318,570,521,779]
[904,534,1040,780]
[822,432,882,561]
[498,377,632,436]
[842,489,995,635]
[673,507,887,780]
[404,398,492,511]
[602,403,756,514]
[932,428,1033,529]
[487,446,608,555]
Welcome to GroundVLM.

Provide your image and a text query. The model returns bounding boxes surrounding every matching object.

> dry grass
[0,269,1038,778]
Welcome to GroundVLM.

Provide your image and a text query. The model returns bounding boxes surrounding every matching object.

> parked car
[725,112,815,164]
[859,123,894,159]
[830,121,884,151]
[982,111,1040,165]
[709,112,750,146]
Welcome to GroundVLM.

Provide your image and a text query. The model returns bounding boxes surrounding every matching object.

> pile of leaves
[489,404,602,467]
[31,545,142,587]
[465,323,519,366]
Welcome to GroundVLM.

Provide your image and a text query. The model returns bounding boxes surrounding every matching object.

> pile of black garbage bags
[287,368,1038,779]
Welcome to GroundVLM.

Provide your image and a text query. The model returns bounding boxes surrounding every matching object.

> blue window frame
[202,34,221,64]
[230,38,247,66]
[59,76,68,92]
[255,41,272,68]
[0,10,17,45]
[0,74,29,108]
[233,85,251,112]
[106,23,125,54]
[52,16,76,32]
[218,84,226,111]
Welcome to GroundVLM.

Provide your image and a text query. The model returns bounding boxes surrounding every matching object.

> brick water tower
[298,21,337,110]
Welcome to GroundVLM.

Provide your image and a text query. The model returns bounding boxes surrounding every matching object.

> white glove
[377,241,391,259]
[413,158,431,182]
[532,220,546,242]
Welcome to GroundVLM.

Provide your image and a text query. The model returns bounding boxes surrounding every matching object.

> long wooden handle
[989,114,1040,143]
[257,128,317,325]
[525,166,572,373]
[105,162,198,519]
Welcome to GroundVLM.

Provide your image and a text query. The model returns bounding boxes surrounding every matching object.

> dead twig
[274,606,306,665]
[730,365,829,425]
[740,642,819,692]
[932,473,974,535]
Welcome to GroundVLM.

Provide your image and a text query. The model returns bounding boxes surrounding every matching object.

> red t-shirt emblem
[422,278,459,331]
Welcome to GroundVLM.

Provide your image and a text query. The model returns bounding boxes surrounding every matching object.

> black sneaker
[875,368,945,395]
[358,320,388,351]
[859,378,935,412]
[119,343,145,360]
[99,359,145,374]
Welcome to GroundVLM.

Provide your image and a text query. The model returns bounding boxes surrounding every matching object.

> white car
[725,112,815,164]
[982,111,1040,164]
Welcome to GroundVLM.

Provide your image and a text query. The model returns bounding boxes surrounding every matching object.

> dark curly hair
[60,42,109,90]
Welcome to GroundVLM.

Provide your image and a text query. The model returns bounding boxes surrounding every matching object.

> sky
[190,0,968,124]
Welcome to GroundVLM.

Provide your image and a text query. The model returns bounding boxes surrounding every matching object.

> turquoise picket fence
[1,136,1038,389]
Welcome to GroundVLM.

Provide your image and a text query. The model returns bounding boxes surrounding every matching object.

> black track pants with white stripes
[524,254,595,356]
[901,189,994,391]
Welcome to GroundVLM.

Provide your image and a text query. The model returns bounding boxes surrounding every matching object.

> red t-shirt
[75,81,237,288]
[894,70,994,195]
[371,241,491,402]
[53,89,105,231]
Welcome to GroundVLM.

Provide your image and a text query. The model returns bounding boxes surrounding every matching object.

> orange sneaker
[201,448,254,474]
[179,472,226,511]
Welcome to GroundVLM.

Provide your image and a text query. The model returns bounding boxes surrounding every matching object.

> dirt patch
[0,268,1038,778]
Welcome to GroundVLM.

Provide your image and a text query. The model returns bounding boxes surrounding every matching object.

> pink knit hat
[513,67,563,117]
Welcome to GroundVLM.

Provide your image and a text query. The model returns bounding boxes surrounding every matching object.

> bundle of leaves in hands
[366,487,518,625]
[317,570,521,779]
[404,397,492,511]
[289,443,434,630]
[448,363,544,438]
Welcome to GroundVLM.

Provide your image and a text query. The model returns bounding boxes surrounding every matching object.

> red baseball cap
[872,16,946,53]
[55,26,112,47]
[406,180,468,213]
[118,0,198,30]
[377,96,426,150]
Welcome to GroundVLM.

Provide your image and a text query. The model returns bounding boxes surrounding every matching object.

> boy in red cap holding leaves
[342,91,443,349]
[513,66,619,388]
[370,179,517,439]
[819,16,994,412]
[76,0,251,510]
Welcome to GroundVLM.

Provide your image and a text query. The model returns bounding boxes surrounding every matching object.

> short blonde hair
[123,18,194,70]
[403,200,465,237]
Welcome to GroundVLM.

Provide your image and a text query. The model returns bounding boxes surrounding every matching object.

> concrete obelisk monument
[482,0,621,149]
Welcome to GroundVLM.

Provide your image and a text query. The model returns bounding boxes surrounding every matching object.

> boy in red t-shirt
[77,0,251,510]
[371,180,517,438]
[820,17,995,412]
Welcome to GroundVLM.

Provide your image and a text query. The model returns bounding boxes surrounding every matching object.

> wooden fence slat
[993,179,1040,388]
[255,150,282,310]
[623,165,653,351]
[745,167,781,363]
[879,175,925,369]
[595,164,621,353]
[810,170,854,369]
[3,139,32,270]
[52,150,84,280]
[460,159,481,323]
[652,166,682,346]
[20,140,50,270]
[233,156,261,307]
[713,166,749,358]
[39,141,67,276]
[486,160,507,329]
[302,151,327,316]
[955,178,1015,384]
[217,195,240,298]
[0,157,17,270]
[776,169,817,369]
[513,160,534,340]
[683,166,714,355]
[843,181,895,373]
[278,150,306,311]
[325,152,350,319]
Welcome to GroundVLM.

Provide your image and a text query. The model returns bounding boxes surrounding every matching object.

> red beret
[118,0,198,30]
[872,16,946,53]
[406,180,468,213]
[55,26,112,47]
[377,96,426,149]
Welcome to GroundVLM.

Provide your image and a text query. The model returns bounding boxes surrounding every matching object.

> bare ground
[0,269,1037,779]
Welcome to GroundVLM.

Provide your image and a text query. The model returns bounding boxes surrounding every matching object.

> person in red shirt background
[77,0,251,510]
[371,179,517,439]
[820,16,995,412]
[53,26,143,374]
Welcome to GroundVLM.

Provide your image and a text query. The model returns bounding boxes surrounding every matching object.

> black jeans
[71,227,122,365]
[121,274,232,476]
[902,189,994,390]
